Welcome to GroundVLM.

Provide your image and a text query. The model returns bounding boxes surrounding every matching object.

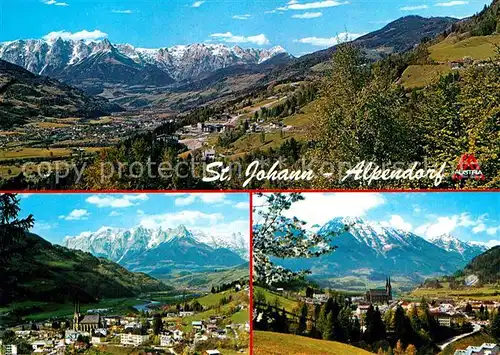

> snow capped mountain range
[427,233,487,260]
[0,38,288,83]
[278,216,489,285]
[63,224,247,275]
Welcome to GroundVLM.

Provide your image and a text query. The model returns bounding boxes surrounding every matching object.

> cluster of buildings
[0,114,171,150]
[0,300,249,355]
[454,343,499,355]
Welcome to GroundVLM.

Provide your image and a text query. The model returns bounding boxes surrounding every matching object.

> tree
[394,305,413,346]
[0,194,35,305]
[252,193,348,285]
[405,344,417,355]
[152,314,163,335]
[309,42,424,189]
[297,303,308,335]
[491,311,500,340]
[394,340,405,355]
[323,312,334,340]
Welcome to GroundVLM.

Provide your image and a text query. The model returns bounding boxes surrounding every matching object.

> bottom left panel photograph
[0,192,251,355]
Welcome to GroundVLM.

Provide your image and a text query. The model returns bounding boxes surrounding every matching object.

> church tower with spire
[386,276,392,301]
[73,301,81,331]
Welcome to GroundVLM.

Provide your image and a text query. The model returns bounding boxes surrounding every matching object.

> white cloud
[210,32,270,45]
[280,0,349,11]
[415,213,494,239]
[139,211,224,230]
[112,9,133,14]
[42,30,108,42]
[486,227,499,236]
[233,14,251,20]
[435,1,468,6]
[383,215,412,231]
[260,193,385,228]
[400,5,428,10]
[19,193,33,199]
[295,32,365,47]
[191,1,205,7]
[175,195,197,206]
[292,11,322,18]
[42,0,69,6]
[234,202,249,210]
[108,211,123,217]
[86,194,148,208]
[174,193,229,206]
[59,209,90,221]
[472,223,486,234]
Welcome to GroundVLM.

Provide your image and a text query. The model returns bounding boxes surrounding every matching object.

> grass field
[400,64,452,88]
[0,147,102,162]
[254,331,374,355]
[409,283,500,301]
[177,289,249,331]
[254,287,300,313]
[429,34,500,62]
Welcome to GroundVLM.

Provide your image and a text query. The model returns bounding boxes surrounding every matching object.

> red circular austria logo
[452,153,485,181]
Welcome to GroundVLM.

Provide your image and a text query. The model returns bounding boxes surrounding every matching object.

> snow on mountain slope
[427,233,487,260]
[0,38,288,82]
[277,217,487,283]
[63,224,248,268]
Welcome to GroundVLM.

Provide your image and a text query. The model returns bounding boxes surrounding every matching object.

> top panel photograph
[0,0,498,191]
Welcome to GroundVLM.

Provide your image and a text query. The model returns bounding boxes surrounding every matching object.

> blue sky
[18,193,250,245]
[0,0,492,56]
[264,192,500,246]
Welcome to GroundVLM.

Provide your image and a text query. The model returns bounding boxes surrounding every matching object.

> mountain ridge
[275,216,489,287]
[0,39,289,87]
[63,224,247,275]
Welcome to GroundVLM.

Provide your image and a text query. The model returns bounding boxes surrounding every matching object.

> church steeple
[387,276,392,300]
[73,300,81,331]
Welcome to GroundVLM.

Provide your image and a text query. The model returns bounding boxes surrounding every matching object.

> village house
[431,312,466,327]
[4,344,18,355]
[160,334,174,347]
[203,149,216,161]
[120,333,149,347]
[454,343,499,355]
[179,311,195,317]
[192,321,205,331]
[206,350,221,355]
[313,293,329,303]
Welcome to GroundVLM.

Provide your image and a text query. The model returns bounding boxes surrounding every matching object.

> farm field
[409,283,500,301]
[429,34,500,62]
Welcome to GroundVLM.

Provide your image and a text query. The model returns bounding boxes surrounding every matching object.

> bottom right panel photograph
[251,192,500,355]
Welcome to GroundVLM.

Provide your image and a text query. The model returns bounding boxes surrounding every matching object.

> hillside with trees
[0,193,169,307]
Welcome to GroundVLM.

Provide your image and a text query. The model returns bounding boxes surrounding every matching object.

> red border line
[249,192,254,355]
[1,188,498,193]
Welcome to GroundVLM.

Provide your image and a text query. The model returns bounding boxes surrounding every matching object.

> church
[73,302,103,332]
[365,276,392,304]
